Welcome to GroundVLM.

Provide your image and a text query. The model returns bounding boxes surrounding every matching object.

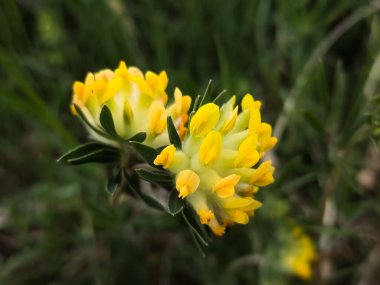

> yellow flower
[71,61,191,148]
[153,144,176,169]
[199,131,222,166]
[176,170,200,198]
[190,103,220,137]
[155,94,277,235]
[213,174,240,198]
[281,227,316,280]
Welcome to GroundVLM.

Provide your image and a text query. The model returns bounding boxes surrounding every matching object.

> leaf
[190,228,206,257]
[167,116,182,149]
[130,141,160,167]
[65,149,119,165]
[135,168,173,189]
[57,143,119,165]
[128,132,147,142]
[106,167,122,194]
[181,210,209,247]
[167,190,184,216]
[99,105,117,136]
[124,175,165,211]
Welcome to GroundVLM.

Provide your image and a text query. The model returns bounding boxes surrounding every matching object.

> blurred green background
[1,0,380,284]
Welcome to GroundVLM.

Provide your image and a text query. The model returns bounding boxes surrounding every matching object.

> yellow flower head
[71,62,191,148]
[281,227,317,280]
[154,94,277,235]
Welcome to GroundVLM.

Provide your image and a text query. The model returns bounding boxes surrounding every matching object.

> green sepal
[212,89,227,104]
[167,190,184,216]
[129,141,160,167]
[167,116,182,149]
[192,95,201,112]
[124,173,165,211]
[127,132,147,143]
[199,79,213,107]
[74,104,111,139]
[100,105,118,136]
[135,168,173,189]
[57,142,119,165]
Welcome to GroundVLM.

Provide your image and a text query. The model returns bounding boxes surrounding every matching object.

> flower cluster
[281,227,316,279]
[71,61,190,148]
[63,61,277,237]
[154,95,277,235]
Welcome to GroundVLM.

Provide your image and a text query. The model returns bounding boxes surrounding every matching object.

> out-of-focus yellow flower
[154,94,277,235]
[282,227,316,280]
[71,61,191,148]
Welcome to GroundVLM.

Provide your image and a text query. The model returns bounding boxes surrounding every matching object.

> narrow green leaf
[130,142,159,167]
[100,105,117,136]
[168,190,184,216]
[136,168,173,189]
[57,142,118,164]
[65,148,119,165]
[167,116,182,149]
[128,132,147,142]
[125,176,165,211]
[181,210,209,246]
[190,228,206,257]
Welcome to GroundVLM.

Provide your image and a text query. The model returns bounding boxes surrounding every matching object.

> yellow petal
[115,61,129,79]
[128,66,144,78]
[197,210,215,224]
[159,71,168,89]
[190,103,220,137]
[82,73,95,103]
[235,134,259,168]
[94,69,114,82]
[73,81,85,102]
[213,174,240,198]
[99,76,122,104]
[241,93,261,111]
[199,131,222,166]
[146,71,168,103]
[209,219,226,236]
[222,106,238,134]
[223,196,262,211]
[148,101,167,135]
[174,87,192,115]
[176,170,200,198]
[248,108,261,133]
[249,160,275,186]
[226,209,249,224]
[154,144,176,169]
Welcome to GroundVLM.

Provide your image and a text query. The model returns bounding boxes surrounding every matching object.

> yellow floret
[176,170,200,198]
[154,144,176,169]
[190,103,220,137]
